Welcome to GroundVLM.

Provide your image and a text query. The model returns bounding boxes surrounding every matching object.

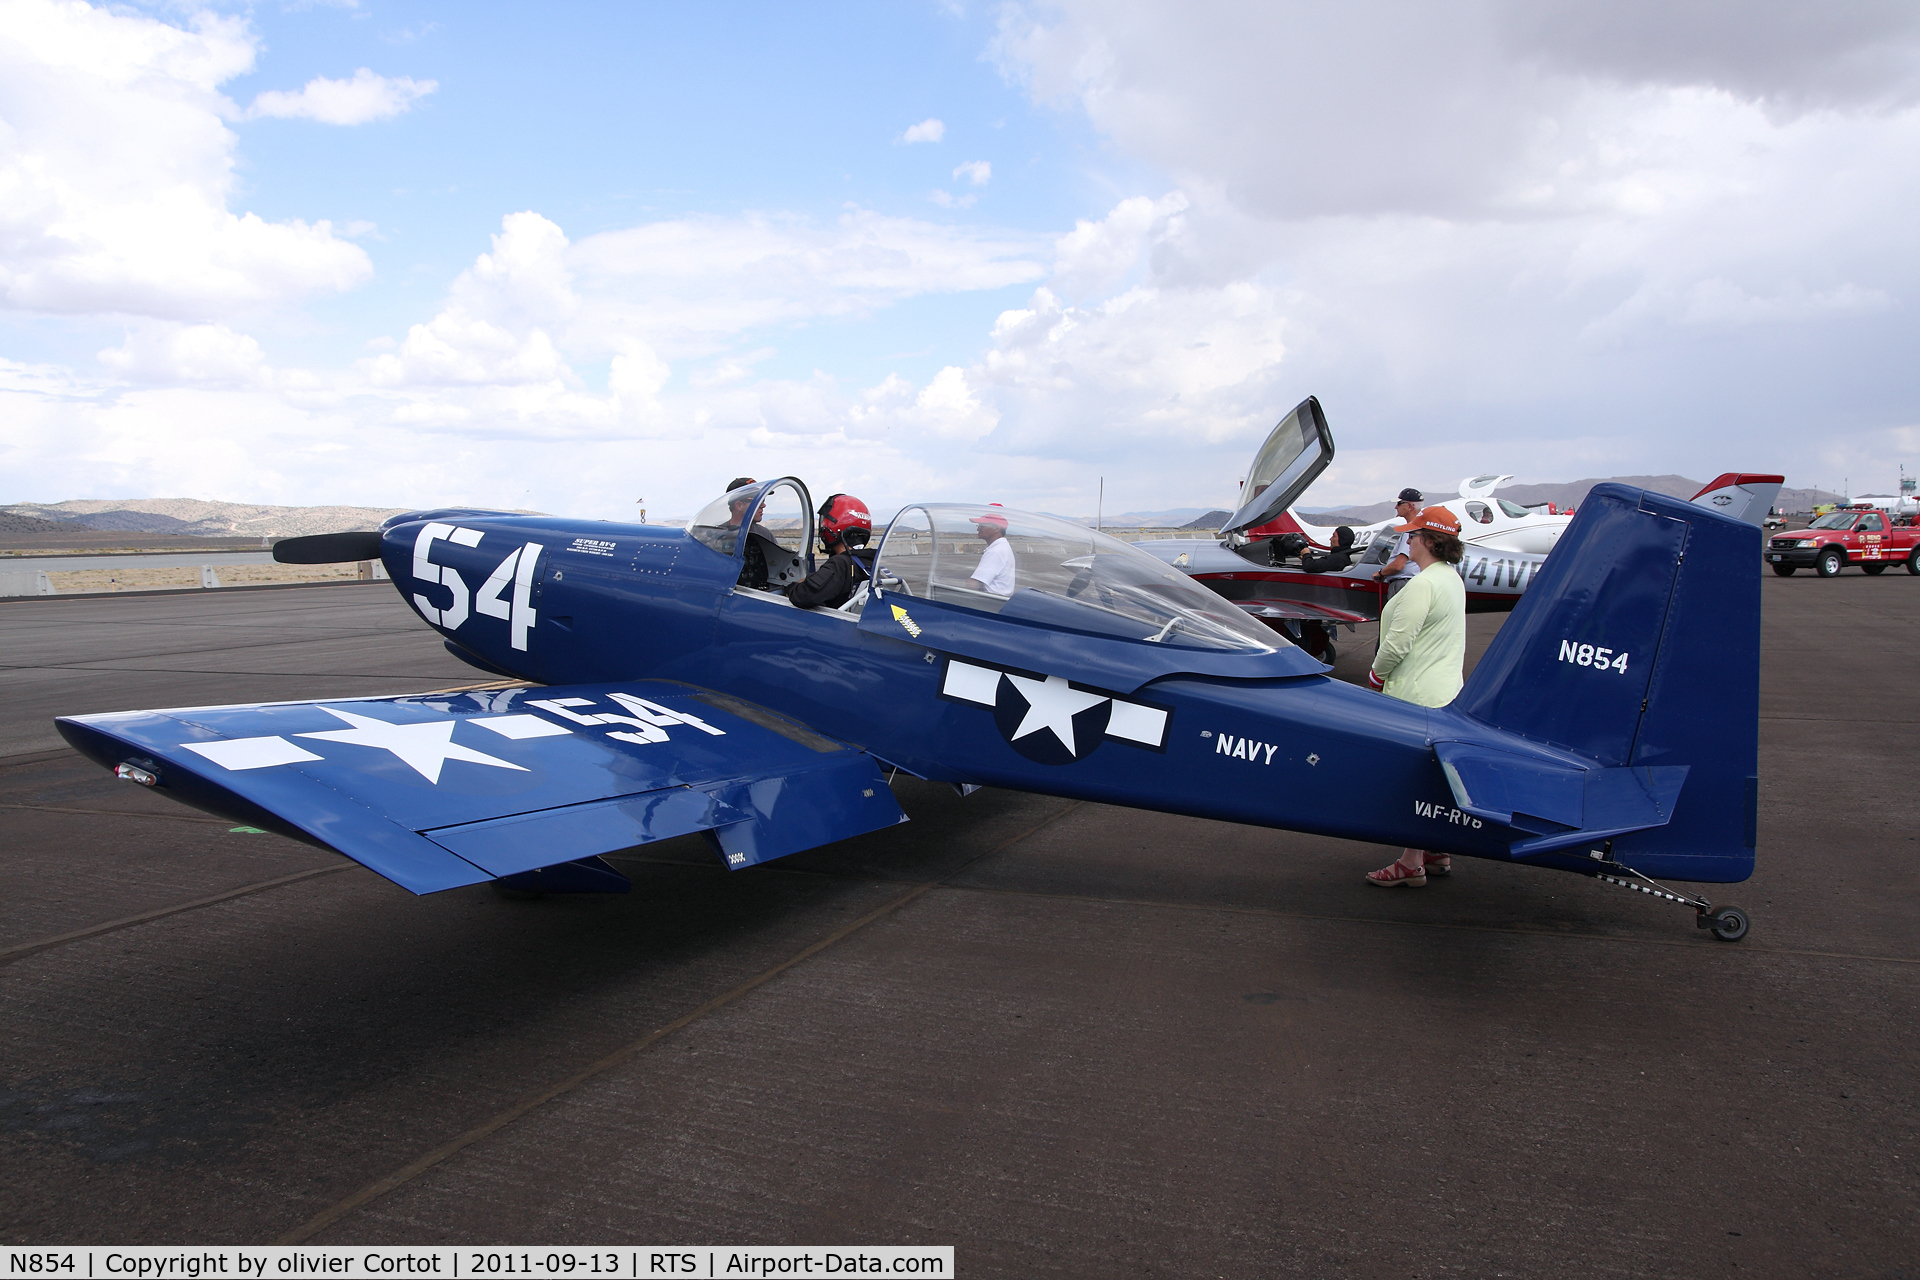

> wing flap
[423,786,749,875]
[706,753,909,869]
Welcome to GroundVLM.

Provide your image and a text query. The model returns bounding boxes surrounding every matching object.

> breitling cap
[1392,506,1462,535]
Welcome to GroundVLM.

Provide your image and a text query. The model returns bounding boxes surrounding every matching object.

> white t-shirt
[1386,531,1420,581]
[971,537,1016,596]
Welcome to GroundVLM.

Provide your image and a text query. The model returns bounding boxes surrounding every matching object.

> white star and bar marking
[1002,673,1107,756]
[940,658,1169,758]
[293,706,530,783]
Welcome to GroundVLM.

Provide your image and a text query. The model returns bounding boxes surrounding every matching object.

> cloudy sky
[2,0,1917,520]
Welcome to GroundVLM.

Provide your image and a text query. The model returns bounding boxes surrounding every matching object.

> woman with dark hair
[1364,506,1468,887]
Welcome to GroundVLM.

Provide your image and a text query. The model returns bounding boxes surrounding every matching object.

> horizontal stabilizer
[57,681,908,893]
[1433,740,1687,855]
[273,531,384,563]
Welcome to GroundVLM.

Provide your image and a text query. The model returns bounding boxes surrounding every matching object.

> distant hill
[1777,486,1849,511]
[0,511,78,536]
[1061,507,1216,528]
[4,498,414,539]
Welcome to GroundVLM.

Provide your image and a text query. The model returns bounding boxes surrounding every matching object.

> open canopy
[1220,396,1335,536]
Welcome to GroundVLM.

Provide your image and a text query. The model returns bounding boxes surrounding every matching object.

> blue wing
[57,682,908,894]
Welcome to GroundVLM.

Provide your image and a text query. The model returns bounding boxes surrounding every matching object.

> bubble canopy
[874,504,1285,653]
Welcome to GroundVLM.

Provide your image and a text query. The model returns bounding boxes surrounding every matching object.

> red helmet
[817,494,872,542]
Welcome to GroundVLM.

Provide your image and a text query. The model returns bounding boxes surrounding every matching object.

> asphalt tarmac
[2,576,1915,1275]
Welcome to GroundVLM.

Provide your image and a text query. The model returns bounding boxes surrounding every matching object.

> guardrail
[0,557,389,598]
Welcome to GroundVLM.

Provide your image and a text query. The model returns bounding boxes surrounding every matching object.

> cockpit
[685,481,1288,653]
[688,479,814,592]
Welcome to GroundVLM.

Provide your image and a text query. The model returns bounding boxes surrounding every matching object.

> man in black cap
[1373,488,1425,602]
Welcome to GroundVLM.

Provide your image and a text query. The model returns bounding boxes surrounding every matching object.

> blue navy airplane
[56,398,1761,938]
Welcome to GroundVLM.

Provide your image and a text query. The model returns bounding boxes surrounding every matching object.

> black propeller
[272,531,385,564]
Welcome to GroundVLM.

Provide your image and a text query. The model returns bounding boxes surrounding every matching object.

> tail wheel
[1708,906,1750,942]
[1815,548,1845,577]
[1771,564,1797,576]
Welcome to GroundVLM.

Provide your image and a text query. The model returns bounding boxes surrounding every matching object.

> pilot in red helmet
[784,493,877,609]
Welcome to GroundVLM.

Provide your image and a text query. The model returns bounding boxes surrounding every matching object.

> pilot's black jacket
[1299,546,1355,574]
[785,546,876,609]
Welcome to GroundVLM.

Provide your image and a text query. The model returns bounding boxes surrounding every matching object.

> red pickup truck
[1767,507,1920,577]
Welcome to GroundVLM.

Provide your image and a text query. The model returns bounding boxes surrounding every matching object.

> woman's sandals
[1365,861,1427,887]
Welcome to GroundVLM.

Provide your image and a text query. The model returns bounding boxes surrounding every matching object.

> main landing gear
[1587,848,1751,942]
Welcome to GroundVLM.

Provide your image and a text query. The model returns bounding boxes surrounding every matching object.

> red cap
[970,504,1008,529]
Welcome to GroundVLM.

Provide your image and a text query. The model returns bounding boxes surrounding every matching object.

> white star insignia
[296,707,529,784]
[1003,673,1109,758]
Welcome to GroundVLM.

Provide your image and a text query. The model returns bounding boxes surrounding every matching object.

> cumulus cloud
[0,0,372,318]
[851,366,1001,442]
[341,206,1052,457]
[1050,192,1187,297]
[562,207,1047,356]
[97,322,271,386]
[901,117,945,143]
[953,160,991,185]
[244,68,437,124]
[995,0,1920,220]
[1489,0,1920,113]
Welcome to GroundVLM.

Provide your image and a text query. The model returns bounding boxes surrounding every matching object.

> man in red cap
[968,507,1015,596]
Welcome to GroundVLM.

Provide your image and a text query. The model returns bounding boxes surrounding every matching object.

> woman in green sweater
[1364,506,1468,887]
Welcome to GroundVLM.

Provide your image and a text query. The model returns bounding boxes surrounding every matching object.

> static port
[114,763,157,786]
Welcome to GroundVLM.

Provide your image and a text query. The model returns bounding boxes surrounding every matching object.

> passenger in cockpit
[967,509,1016,597]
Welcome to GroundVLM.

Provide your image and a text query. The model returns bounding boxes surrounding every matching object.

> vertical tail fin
[1451,483,1759,882]
[1690,473,1785,527]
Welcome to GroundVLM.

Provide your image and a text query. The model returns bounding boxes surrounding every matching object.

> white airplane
[1290,474,1573,557]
